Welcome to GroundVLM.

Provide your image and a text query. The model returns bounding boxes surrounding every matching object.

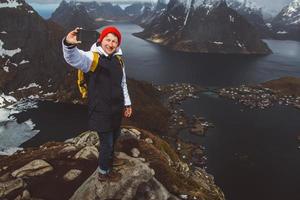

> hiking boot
[113,157,127,166]
[97,171,121,182]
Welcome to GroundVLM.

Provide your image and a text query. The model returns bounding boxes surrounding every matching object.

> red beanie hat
[98,26,122,46]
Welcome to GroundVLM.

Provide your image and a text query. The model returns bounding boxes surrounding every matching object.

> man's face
[101,33,119,55]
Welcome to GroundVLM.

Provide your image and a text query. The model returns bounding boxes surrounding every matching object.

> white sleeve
[121,66,132,106]
[62,39,93,73]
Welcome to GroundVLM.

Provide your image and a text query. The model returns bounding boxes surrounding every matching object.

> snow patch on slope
[0,0,22,9]
[0,39,21,58]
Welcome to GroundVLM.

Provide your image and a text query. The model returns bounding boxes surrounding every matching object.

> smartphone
[77,29,99,43]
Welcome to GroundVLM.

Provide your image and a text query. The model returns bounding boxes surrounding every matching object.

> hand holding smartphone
[76,28,100,43]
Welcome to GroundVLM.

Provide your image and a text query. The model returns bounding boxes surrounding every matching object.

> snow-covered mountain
[226,0,272,38]
[125,2,144,17]
[51,0,130,29]
[0,0,78,104]
[82,2,130,21]
[50,0,99,31]
[271,0,300,40]
[134,0,271,54]
[227,0,259,11]
[133,0,166,27]
[273,0,300,25]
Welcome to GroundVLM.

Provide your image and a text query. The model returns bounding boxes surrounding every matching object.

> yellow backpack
[77,52,124,98]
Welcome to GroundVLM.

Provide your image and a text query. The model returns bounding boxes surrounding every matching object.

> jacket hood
[90,43,122,57]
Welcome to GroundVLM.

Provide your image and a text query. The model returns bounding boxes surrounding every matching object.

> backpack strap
[77,70,88,98]
[77,52,100,98]
[115,55,124,68]
[90,52,100,72]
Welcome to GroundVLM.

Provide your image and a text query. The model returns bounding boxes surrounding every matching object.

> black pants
[97,129,120,173]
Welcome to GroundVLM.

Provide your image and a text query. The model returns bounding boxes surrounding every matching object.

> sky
[252,0,293,12]
[25,0,294,13]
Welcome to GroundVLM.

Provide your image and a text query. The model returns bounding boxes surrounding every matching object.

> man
[62,26,132,181]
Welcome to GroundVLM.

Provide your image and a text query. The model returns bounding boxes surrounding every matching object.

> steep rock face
[227,0,272,38]
[0,0,74,100]
[124,3,144,17]
[50,0,98,31]
[0,128,225,200]
[133,4,156,27]
[271,0,300,41]
[134,1,167,27]
[134,0,271,54]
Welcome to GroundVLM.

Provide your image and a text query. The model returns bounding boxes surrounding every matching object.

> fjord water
[120,24,300,86]
[29,3,59,19]
[17,23,300,200]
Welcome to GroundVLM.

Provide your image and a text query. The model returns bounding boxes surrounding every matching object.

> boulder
[65,131,99,148]
[11,160,53,178]
[134,178,179,200]
[131,148,140,158]
[0,178,25,198]
[13,189,31,200]
[73,146,98,160]
[145,138,153,144]
[58,145,77,155]
[63,169,82,182]
[122,128,142,140]
[69,152,177,200]
[0,172,10,182]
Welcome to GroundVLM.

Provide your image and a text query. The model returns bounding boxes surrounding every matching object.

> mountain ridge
[134,0,271,54]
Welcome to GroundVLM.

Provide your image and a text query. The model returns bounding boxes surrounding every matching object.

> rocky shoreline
[155,77,300,170]
[156,83,213,136]
[218,77,300,110]
[218,85,300,109]
[155,83,212,168]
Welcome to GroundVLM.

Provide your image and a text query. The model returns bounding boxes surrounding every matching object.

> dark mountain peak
[125,3,144,17]
[218,0,228,7]
[0,0,74,101]
[50,0,98,31]
[66,1,130,21]
[271,0,300,41]
[60,0,68,7]
[134,0,271,54]
[0,0,38,15]
[226,0,272,38]
[156,0,167,11]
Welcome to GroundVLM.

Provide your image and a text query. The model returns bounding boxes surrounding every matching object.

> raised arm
[62,28,93,73]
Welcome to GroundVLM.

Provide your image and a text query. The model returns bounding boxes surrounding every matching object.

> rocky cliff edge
[0,127,225,200]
